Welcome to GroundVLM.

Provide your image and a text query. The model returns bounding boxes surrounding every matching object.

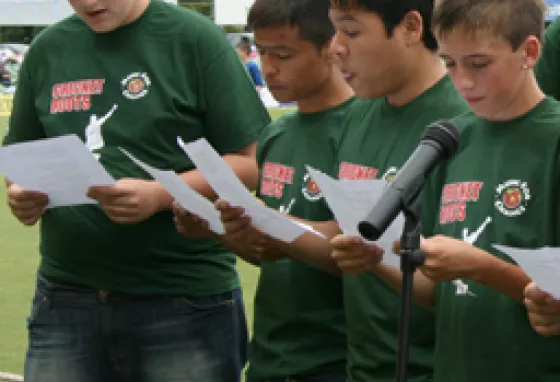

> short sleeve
[195,22,270,155]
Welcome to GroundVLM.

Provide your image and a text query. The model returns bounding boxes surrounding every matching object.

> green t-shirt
[247,98,356,380]
[337,76,469,382]
[3,1,270,295]
[432,97,560,382]
[536,18,560,100]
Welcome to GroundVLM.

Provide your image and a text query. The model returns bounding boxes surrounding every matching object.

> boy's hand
[419,235,482,282]
[331,235,384,275]
[215,199,274,259]
[524,282,560,337]
[215,199,250,236]
[7,183,49,226]
[172,202,213,239]
[88,179,171,224]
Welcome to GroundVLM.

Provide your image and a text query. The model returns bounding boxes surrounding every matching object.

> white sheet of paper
[306,166,402,268]
[177,137,319,243]
[0,135,114,207]
[493,244,560,300]
[293,220,327,240]
[119,148,224,235]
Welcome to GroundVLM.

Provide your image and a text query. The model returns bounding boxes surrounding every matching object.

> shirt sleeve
[196,24,270,155]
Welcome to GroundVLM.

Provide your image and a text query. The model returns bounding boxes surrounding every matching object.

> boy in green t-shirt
[241,1,355,380]
[3,0,270,381]
[175,0,355,381]
[526,9,560,341]
[335,0,560,380]
[327,2,468,381]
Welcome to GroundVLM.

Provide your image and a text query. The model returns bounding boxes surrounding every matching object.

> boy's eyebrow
[334,14,358,22]
[255,43,297,52]
[439,53,491,60]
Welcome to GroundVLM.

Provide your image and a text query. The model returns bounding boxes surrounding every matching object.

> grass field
[0,115,37,374]
[0,108,292,375]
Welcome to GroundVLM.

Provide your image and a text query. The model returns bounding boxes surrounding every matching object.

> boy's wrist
[464,247,499,283]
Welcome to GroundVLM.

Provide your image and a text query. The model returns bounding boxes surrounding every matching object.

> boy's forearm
[178,154,259,203]
[466,249,530,302]
[272,220,342,276]
[275,233,341,276]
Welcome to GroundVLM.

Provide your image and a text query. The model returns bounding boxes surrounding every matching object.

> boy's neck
[297,68,354,114]
[125,0,151,26]
[386,52,447,108]
[486,76,545,122]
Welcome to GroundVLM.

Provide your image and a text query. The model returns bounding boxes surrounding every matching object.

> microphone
[358,121,460,241]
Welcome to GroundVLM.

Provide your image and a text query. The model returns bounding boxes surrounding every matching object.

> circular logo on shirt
[382,167,399,183]
[121,72,151,100]
[495,180,531,217]
[302,173,322,202]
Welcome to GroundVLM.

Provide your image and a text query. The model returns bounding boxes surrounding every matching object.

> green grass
[0,138,39,374]
[0,108,292,375]
[268,107,294,120]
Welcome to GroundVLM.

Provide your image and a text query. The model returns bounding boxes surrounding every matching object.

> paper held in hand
[306,166,404,268]
[119,147,225,235]
[0,134,114,207]
[177,137,324,243]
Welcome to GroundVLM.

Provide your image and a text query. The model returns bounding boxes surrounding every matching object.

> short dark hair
[331,0,438,52]
[432,0,546,50]
[247,0,335,50]
[236,37,252,55]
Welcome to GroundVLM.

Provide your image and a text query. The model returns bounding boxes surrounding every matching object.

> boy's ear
[521,35,541,69]
[398,10,423,47]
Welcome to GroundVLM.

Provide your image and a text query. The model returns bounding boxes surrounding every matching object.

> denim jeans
[24,274,248,382]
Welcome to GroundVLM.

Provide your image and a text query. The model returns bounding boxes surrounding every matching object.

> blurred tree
[0,26,45,43]
[180,0,213,19]
[223,25,247,33]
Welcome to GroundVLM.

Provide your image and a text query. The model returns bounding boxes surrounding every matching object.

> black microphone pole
[357,121,460,382]
[395,196,425,382]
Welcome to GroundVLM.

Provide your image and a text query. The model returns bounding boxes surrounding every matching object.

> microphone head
[358,221,382,242]
[422,120,460,159]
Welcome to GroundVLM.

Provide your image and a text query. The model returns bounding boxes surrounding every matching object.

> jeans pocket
[171,289,238,314]
[26,278,50,328]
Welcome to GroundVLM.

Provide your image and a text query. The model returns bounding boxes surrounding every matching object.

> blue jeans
[25,274,248,382]
[247,372,346,382]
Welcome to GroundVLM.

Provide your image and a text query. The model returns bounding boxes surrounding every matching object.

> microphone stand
[395,196,425,382]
